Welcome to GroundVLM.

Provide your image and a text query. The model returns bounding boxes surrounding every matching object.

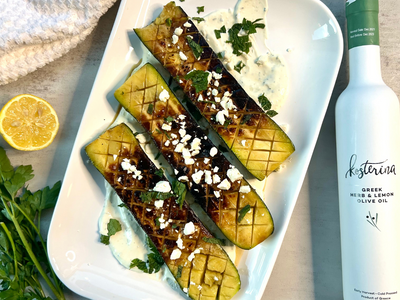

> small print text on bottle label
[349,187,394,204]
[354,288,397,299]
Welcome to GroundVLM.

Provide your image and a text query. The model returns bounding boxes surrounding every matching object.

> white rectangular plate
[48,0,343,299]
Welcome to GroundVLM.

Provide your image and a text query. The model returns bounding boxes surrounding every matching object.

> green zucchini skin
[85,123,240,300]
[134,1,295,181]
[114,63,274,250]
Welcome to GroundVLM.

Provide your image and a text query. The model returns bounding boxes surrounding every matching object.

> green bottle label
[346,0,380,49]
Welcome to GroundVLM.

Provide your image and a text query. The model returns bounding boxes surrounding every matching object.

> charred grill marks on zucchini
[114,64,274,249]
[134,1,295,180]
[86,123,240,300]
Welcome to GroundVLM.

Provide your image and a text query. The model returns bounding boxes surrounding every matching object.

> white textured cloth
[0,0,117,85]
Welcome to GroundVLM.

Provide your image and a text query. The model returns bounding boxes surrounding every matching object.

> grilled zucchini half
[134,1,295,180]
[114,64,274,249]
[86,123,240,300]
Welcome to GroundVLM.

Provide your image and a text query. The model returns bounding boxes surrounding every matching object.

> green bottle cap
[346,0,380,49]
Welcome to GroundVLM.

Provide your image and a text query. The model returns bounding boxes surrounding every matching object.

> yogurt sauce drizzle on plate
[98,0,287,282]
[197,0,289,112]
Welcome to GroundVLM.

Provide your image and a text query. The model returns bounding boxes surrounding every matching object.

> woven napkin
[0,0,117,86]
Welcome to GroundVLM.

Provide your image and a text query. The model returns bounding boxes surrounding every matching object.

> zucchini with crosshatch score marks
[134,1,295,180]
[114,63,274,250]
[85,123,240,300]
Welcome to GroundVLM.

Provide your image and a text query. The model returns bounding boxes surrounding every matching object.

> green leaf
[234,61,245,73]
[4,166,34,199]
[238,204,251,223]
[186,36,203,59]
[217,52,223,59]
[38,181,61,211]
[215,66,223,73]
[258,94,272,111]
[267,110,278,117]
[172,180,186,209]
[107,219,122,236]
[118,203,129,209]
[0,147,14,182]
[140,191,173,204]
[223,119,232,129]
[197,6,204,14]
[164,116,175,123]
[202,237,225,245]
[166,18,172,27]
[100,234,110,245]
[191,17,205,24]
[130,258,148,273]
[184,70,209,93]
[177,265,183,278]
[214,25,226,39]
[240,114,253,125]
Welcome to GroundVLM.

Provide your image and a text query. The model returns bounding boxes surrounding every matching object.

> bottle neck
[348,45,383,85]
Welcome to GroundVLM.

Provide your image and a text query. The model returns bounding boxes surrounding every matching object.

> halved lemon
[0,94,59,151]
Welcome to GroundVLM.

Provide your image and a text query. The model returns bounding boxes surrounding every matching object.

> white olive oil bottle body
[336,1,400,299]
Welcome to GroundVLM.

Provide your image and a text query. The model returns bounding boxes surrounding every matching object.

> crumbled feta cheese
[172,34,179,44]
[185,158,195,165]
[174,27,183,36]
[213,166,219,172]
[175,143,184,153]
[179,51,188,61]
[182,148,191,158]
[161,123,172,131]
[154,200,164,208]
[113,154,117,161]
[198,286,202,291]
[164,140,171,147]
[172,140,179,146]
[177,236,184,249]
[214,191,221,198]
[214,276,219,281]
[216,110,229,125]
[192,170,204,184]
[184,221,195,235]
[198,94,203,101]
[204,170,212,184]
[215,97,220,103]
[183,22,192,27]
[211,104,216,109]
[214,80,220,87]
[227,167,243,182]
[179,129,186,137]
[178,176,189,182]
[174,169,179,175]
[159,89,170,102]
[212,89,218,96]
[170,249,182,260]
[239,185,251,193]
[178,114,186,120]
[217,179,231,190]
[210,147,218,157]
[212,71,222,80]
[146,208,152,212]
[171,133,178,139]
[153,181,171,193]
[204,158,210,164]
[190,138,201,151]
[213,174,221,184]
[181,134,191,144]
[188,248,201,262]
[183,288,188,293]
[117,177,122,182]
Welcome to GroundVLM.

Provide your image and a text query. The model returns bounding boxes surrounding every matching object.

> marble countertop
[0,0,398,299]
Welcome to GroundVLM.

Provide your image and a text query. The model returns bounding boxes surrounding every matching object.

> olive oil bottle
[335,0,400,299]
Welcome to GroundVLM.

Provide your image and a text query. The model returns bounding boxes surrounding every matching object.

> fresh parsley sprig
[184,70,209,93]
[0,147,65,300]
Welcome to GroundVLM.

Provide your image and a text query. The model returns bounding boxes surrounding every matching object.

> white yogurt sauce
[98,0,284,283]
[196,0,288,112]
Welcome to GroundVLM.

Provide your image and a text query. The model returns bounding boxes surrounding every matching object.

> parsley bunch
[0,147,64,299]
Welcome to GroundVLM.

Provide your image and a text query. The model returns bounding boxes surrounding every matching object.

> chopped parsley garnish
[214,25,226,39]
[162,245,167,253]
[164,116,175,123]
[217,52,223,59]
[172,223,178,229]
[186,36,203,59]
[147,103,154,114]
[223,119,232,129]
[130,237,164,274]
[172,180,187,209]
[184,70,209,93]
[100,218,122,245]
[118,203,129,209]
[140,191,174,204]
[192,17,205,23]
[202,237,225,245]
[166,18,172,27]
[154,168,164,177]
[155,217,160,227]
[215,66,223,73]
[177,265,183,278]
[240,114,253,125]
[258,94,278,117]
[155,152,161,160]
[238,204,251,223]
[197,6,204,14]
[201,100,217,105]
[234,61,245,73]
[226,18,265,56]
